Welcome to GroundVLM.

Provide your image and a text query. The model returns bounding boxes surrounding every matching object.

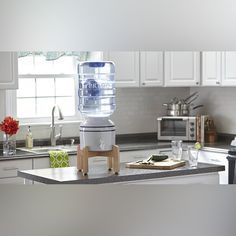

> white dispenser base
[80,118,115,151]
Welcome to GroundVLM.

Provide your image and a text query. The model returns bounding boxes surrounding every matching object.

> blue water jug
[78,61,116,117]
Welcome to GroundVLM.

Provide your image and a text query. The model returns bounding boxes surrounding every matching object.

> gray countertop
[17,162,225,184]
[0,142,170,161]
[0,140,230,161]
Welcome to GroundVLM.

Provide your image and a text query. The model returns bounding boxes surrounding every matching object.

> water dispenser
[78,61,116,151]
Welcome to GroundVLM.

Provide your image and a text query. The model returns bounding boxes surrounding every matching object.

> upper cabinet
[164,52,200,87]
[104,52,139,87]
[202,52,236,86]
[202,52,221,86]
[103,51,236,88]
[221,52,236,86]
[0,52,18,89]
[140,52,164,87]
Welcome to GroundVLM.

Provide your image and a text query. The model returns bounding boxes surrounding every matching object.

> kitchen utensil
[126,159,186,170]
[163,102,181,116]
[166,109,181,116]
[183,91,198,103]
[186,95,199,105]
[180,104,204,116]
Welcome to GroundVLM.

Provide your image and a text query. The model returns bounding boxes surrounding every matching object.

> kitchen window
[17,53,78,120]
[5,52,102,124]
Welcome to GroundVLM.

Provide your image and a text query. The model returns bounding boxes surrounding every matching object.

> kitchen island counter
[18,162,224,184]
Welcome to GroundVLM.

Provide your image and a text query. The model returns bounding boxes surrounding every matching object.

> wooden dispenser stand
[77,145,120,176]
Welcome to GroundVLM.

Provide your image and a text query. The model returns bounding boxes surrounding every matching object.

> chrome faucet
[50,105,64,146]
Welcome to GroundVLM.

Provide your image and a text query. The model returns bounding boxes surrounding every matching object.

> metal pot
[166,109,181,116]
[163,103,181,116]
[162,103,181,110]
[180,104,204,116]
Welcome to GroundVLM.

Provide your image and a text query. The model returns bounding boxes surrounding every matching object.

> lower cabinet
[198,150,228,184]
[120,149,159,163]
[0,177,26,184]
[121,173,219,185]
[33,155,78,169]
[0,159,33,184]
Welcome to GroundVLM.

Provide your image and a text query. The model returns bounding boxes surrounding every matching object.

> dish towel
[49,150,69,168]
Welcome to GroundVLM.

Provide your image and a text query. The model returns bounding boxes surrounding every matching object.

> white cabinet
[198,150,228,184]
[122,173,219,185]
[140,52,164,87]
[164,52,200,87]
[33,155,77,169]
[0,159,32,184]
[33,157,50,169]
[221,52,236,86]
[104,52,140,87]
[202,52,222,86]
[0,177,26,184]
[0,52,18,89]
[120,149,159,163]
[202,51,236,87]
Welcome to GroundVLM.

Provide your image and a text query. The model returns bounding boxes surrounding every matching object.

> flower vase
[3,134,16,156]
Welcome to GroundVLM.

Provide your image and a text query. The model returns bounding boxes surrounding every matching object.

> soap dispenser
[26,126,33,149]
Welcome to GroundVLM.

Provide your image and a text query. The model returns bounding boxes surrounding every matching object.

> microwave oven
[157,116,196,141]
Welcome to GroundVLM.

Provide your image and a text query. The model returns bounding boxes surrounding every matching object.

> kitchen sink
[18,145,78,154]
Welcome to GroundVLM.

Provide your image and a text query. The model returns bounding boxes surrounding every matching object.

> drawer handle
[210,159,220,163]
[3,167,19,171]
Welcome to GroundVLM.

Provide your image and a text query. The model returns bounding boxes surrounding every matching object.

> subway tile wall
[111,87,189,134]
[190,87,236,134]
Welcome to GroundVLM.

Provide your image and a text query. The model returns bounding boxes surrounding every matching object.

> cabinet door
[0,52,18,89]
[0,159,32,179]
[120,149,160,163]
[33,158,50,169]
[198,150,228,184]
[105,52,140,87]
[164,52,200,87]
[222,52,236,86]
[0,177,26,184]
[33,156,77,169]
[140,51,164,87]
[202,52,222,86]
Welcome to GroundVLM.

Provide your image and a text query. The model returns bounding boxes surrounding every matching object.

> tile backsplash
[111,87,189,134]
[190,87,236,135]
[1,86,236,141]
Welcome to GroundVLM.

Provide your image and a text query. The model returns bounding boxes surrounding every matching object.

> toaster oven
[157,116,196,141]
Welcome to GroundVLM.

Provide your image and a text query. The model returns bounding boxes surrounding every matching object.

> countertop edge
[18,164,225,185]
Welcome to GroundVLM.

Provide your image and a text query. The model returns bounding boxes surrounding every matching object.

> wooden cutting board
[126,158,186,170]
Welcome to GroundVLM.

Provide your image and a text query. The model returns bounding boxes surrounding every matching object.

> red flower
[0,116,19,136]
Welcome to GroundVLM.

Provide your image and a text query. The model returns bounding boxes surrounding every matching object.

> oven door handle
[157,117,188,121]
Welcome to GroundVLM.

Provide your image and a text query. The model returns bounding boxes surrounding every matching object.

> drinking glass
[188,146,199,168]
[171,140,183,161]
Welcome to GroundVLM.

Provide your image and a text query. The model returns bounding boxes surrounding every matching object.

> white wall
[190,87,236,134]
[0,90,6,120]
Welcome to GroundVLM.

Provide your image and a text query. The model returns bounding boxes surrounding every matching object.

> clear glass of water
[188,146,199,168]
[171,140,183,161]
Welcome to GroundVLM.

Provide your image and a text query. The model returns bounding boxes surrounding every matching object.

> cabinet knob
[216,81,220,85]
[142,82,146,85]
[196,82,199,85]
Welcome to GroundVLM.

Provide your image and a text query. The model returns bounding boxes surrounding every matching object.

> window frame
[6,56,82,125]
